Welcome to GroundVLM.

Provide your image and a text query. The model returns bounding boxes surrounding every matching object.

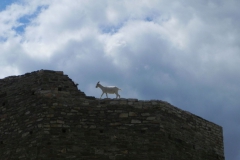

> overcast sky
[0,0,239,159]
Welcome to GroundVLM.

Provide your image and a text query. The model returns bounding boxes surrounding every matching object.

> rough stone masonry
[0,70,224,160]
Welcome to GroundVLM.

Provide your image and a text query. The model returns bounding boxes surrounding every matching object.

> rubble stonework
[0,70,224,160]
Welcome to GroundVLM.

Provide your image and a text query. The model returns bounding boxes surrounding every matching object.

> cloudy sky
[0,0,239,159]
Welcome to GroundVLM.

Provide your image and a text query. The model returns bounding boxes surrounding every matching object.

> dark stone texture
[0,70,224,160]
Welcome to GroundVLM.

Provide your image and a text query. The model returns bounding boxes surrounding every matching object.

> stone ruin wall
[0,70,224,160]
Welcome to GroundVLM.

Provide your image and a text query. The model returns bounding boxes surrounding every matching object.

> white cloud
[0,66,20,78]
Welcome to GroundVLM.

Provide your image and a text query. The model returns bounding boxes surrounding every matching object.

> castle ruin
[0,70,224,160]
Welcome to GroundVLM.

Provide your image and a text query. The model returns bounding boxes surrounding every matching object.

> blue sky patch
[0,0,19,11]
[145,16,154,22]
[100,23,124,34]
[14,5,48,34]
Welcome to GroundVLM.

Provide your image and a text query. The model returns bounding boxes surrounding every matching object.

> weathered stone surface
[141,113,150,116]
[146,117,156,120]
[129,112,137,116]
[131,119,141,123]
[110,122,122,126]
[0,70,225,160]
[119,113,128,118]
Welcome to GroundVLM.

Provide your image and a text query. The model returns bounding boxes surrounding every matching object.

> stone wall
[0,70,224,160]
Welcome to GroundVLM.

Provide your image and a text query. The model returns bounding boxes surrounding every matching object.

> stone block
[57,120,64,124]
[131,119,141,123]
[129,112,137,116]
[141,113,150,116]
[146,117,156,120]
[51,124,62,127]
[110,101,118,104]
[22,132,29,137]
[89,125,96,128]
[119,113,128,118]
